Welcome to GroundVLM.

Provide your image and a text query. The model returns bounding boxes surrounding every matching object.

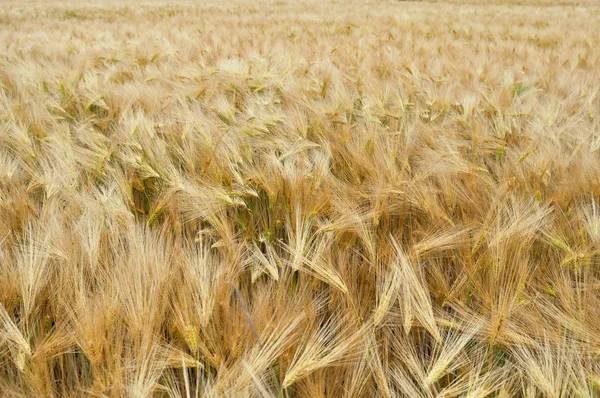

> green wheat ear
[513,83,529,96]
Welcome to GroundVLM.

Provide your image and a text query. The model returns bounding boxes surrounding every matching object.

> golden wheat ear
[390,235,441,342]
[282,314,369,389]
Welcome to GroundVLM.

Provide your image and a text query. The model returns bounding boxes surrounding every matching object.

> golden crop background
[1,0,600,396]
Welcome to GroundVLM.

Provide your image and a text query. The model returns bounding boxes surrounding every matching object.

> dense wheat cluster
[1,0,600,396]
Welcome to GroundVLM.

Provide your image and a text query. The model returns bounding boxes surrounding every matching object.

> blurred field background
[1,0,600,396]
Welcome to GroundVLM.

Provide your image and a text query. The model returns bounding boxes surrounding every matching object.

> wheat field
[0,0,599,396]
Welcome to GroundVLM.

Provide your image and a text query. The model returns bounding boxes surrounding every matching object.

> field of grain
[1,0,600,396]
